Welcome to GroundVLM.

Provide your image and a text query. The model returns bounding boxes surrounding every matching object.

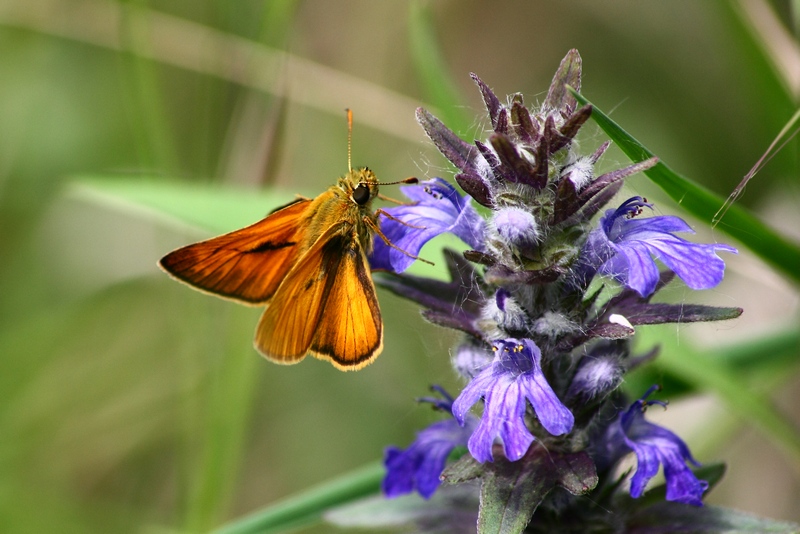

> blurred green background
[1,0,799,532]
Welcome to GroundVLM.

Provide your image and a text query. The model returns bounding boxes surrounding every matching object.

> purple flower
[609,386,708,506]
[579,197,737,297]
[371,178,486,273]
[383,390,477,499]
[452,339,574,463]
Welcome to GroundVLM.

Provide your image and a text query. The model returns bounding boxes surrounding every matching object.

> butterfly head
[344,167,380,207]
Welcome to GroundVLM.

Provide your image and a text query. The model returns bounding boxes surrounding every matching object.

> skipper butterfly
[160,111,421,370]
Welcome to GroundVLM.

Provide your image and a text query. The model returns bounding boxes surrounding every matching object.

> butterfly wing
[159,198,311,304]
[255,222,382,369]
[310,236,382,370]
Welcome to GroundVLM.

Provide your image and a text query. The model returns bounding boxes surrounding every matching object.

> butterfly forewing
[159,199,311,304]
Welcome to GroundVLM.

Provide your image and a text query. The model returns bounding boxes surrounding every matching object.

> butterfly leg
[377,193,409,205]
[375,208,426,229]
[363,216,434,265]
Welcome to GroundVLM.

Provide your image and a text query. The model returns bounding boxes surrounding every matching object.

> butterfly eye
[352,183,371,205]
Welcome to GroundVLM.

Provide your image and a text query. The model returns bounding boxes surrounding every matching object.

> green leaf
[324,486,479,533]
[476,446,598,534]
[712,327,800,372]
[212,462,384,534]
[628,502,800,533]
[440,453,484,485]
[570,90,800,286]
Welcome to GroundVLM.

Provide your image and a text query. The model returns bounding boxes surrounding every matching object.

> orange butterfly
[159,111,421,370]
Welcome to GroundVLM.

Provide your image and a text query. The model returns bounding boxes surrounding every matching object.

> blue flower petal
[581,197,736,297]
[452,370,495,425]
[497,381,536,461]
[602,240,662,297]
[382,446,416,497]
[472,375,533,462]
[611,387,709,506]
[525,364,575,436]
[415,440,458,498]
[662,450,709,506]
[371,178,486,273]
[626,436,665,498]
[642,235,736,291]
[383,397,476,500]
[452,338,574,463]
[383,418,473,499]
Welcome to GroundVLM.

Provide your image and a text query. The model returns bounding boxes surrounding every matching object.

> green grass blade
[118,2,180,173]
[408,0,471,135]
[69,176,300,234]
[571,90,800,285]
[182,307,261,531]
[712,327,800,371]
[634,327,800,477]
[625,325,800,399]
[213,461,384,534]
[725,0,799,105]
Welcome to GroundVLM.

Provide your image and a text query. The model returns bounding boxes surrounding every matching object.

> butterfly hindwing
[310,235,382,370]
[159,199,312,304]
[254,222,381,369]
[253,222,346,363]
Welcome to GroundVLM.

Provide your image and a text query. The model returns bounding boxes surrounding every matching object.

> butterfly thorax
[296,167,379,257]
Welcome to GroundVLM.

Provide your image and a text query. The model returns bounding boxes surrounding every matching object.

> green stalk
[213,461,384,534]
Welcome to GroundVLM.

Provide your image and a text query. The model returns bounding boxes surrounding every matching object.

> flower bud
[530,311,580,339]
[564,156,595,191]
[491,206,540,247]
[568,354,624,401]
[481,288,530,337]
[452,341,493,379]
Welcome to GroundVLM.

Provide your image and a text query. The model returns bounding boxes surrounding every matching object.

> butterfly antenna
[346,108,353,172]
[377,177,419,186]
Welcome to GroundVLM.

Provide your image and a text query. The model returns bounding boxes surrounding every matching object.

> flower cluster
[370,50,740,530]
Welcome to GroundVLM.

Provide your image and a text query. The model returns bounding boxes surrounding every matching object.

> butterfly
[159,111,422,370]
